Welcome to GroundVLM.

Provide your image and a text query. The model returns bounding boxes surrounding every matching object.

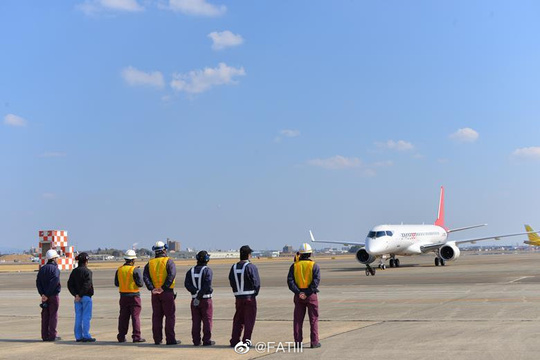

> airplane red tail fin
[435,186,447,230]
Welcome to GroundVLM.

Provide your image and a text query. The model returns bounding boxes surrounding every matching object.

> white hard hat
[152,241,167,251]
[124,249,137,260]
[299,243,312,254]
[45,249,59,260]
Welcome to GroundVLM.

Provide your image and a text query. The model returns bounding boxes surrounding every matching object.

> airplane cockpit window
[368,231,376,238]
[386,231,393,237]
[376,231,386,238]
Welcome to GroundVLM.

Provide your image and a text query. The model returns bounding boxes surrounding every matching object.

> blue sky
[2,0,540,252]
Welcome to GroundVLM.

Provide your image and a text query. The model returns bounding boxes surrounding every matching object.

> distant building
[167,239,181,252]
[88,254,114,261]
[282,245,293,253]
[208,251,240,259]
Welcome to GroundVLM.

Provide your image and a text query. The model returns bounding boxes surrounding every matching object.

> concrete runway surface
[1,252,540,360]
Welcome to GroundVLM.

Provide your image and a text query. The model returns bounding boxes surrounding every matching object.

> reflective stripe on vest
[118,265,139,293]
[149,257,175,289]
[294,260,315,289]
[232,261,255,296]
[190,266,212,299]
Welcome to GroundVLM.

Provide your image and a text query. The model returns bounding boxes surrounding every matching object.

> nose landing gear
[365,265,376,276]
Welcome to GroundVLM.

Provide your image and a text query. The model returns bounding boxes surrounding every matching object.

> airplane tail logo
[524,224,540,245]
[434,186,447,230]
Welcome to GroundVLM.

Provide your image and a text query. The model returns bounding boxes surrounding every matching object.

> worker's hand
[152,287,163,295]
[41,295,48,302]
[299,292,307,300]
[74,295,81,302]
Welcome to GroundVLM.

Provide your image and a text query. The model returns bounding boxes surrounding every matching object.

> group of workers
[36,241,321,349]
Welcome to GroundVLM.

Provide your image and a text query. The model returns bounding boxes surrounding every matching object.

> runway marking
[508,276,533,283]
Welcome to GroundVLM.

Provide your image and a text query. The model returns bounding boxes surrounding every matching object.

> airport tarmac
[2,252,540,360]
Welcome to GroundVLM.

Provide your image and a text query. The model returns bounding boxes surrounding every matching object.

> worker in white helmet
[287,243,321,348]
[143,241,180,345]
[36,249,61,341]
[115,249,145,343]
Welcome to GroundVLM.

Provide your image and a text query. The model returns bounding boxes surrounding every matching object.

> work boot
[44,337,62,342]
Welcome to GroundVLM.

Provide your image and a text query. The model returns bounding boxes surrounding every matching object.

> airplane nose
[365,239,384,255]
[365,239,376,254]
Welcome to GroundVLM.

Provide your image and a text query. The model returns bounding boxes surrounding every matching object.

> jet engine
[356,248,376,264]
[439,243,460,261]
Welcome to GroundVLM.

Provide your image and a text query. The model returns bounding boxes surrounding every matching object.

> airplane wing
[309,230,364,247]
[420,243,446,253]
[453,230,540,245]
[447,224,487,233]
[421,230,540,252]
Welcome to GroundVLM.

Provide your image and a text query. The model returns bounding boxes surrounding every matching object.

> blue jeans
[74,296,93,340]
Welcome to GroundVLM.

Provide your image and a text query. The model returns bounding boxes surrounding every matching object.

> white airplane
[310,186,538,276]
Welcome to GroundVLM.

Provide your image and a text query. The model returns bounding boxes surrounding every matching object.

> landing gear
[365,265,376,276]
[378,263,386,270]
[395,258,400,267]
[389,257,400,268]
[435,257,446,266]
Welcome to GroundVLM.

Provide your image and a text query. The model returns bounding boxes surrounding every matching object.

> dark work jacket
[228,260,261,299]
[287,259,320,296]
[67,264,94,297]
[143,252,176,292]
[114,263,144,297]
[36,261,61,297]
[184,264,213,300]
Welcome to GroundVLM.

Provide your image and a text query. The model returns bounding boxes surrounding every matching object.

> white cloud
[274,129,300,143]
[78,0,144,15]
[281,129,300,138]
[307,156,362,170]
[372,160,394,167]
[208,30,244,50]
[449,127,479,143]
[170,63,246,94]
[168,0,226,17]
[39,152,67,158]
[512,147,540,160]
[122,66,165,89]
[4,114,27,127]
[376,140,414,151]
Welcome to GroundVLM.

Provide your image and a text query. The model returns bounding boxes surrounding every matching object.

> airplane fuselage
[365,224,448,256]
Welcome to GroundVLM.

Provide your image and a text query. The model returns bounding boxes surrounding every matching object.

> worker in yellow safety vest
[287,243,321,348]
[143,241,179,345]
[115,249,145,343]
